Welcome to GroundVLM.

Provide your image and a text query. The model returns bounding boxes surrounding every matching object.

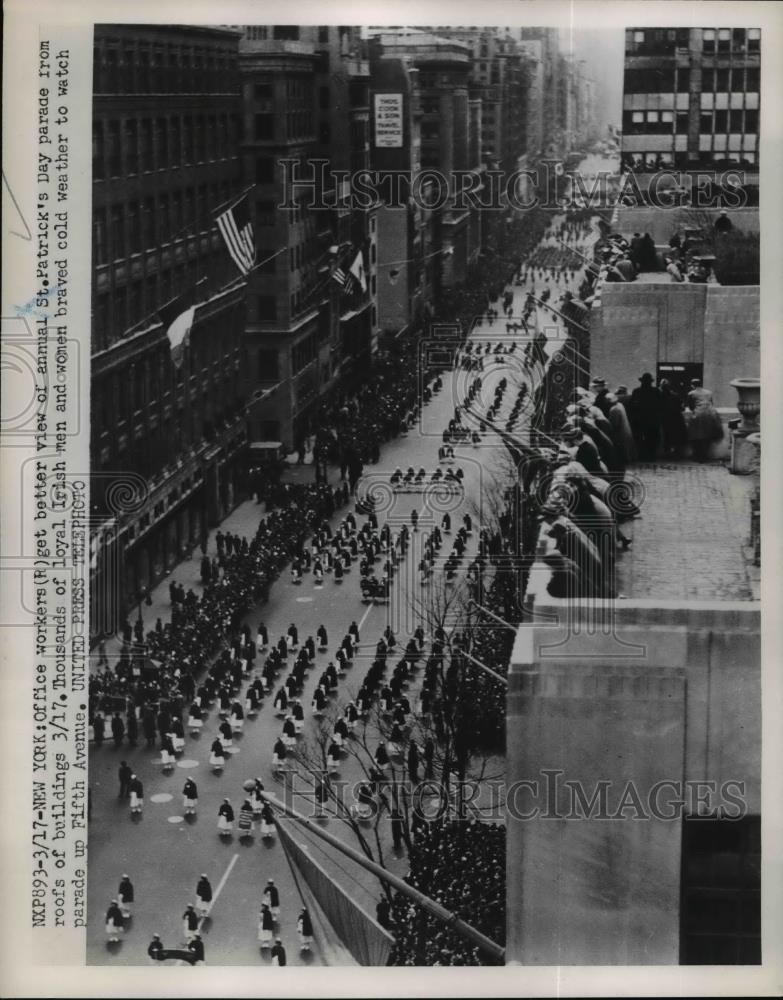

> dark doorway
[657,361,703,398]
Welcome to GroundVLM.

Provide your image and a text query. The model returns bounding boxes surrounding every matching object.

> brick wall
[591,282,759,407]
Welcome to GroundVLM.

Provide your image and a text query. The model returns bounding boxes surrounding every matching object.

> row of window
[93,254,225,351]
[93,39,238,94]
[94,182,235,264]
[93,114,240,179]
[626,27,760,54]
[624,109,759,133]
[253,110,315,142]
[702,67,760,92]
[623,151,757,169]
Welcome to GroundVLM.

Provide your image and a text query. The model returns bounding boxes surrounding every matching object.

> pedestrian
[263,878,280,921]
[93,711,105,747]
[258,903,274,949]
[147,933,163,963]
[129,774,143,814]
[195,874,212,917]
[126,708,138,747]
[118,874,134,918]
[105,899,124,943]
[188,932,205,965]
[111,712,125,748]
[271,938,287,966]
[217,798,234,837]
[182,902,199,941]
[629,373,663,461]
[407,740,419,783]
[118,760,132,799]
[182,777,198,815]
[685,378,724,461]
[297,908,314,951]
[658,379,688,458]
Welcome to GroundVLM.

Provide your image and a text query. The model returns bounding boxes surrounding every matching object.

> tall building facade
[621,26,760,173]
[237,25,377,449]
[90,25,248,631]
[369,30,480,294]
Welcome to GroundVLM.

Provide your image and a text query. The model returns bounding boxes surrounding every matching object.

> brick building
[90,24,249,632]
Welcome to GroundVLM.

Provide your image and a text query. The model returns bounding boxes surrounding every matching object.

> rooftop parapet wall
[591,282,759,408]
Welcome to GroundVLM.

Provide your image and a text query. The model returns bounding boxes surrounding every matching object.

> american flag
[216,195,256,275]
[332,266,354,293]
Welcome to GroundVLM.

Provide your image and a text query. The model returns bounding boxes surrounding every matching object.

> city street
[86,208,606,966]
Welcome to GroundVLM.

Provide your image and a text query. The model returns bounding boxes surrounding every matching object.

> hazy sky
[560,28,625,129]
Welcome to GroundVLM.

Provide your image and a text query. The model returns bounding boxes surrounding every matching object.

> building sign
[374,93,403,148]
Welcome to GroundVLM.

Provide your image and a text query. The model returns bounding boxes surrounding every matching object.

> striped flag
[216,195,256,275]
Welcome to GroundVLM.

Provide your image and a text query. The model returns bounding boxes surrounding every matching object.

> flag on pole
[332,266,350,288]
[158,292,196,369]
[216,195,256,275]
[349,250,367,293]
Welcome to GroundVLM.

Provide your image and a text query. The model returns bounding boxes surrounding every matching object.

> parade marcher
[105,899,124,943]
[209,737,226,771]
[183,777,198,815]
[118,760,132,799]
[260,802,275,839]
[217,798,234,837]
[118,874,134,919]
[297,908,314,951]
[263,879,281,921]
[188,932,205,965]
[129,774,143,815]
[182,902,199,941]
[195,874,212,917]
[258,904,274,949]
[238,798,255,839]
[251,777,265,814]
[147,934,163,963]
[271,938,287,967]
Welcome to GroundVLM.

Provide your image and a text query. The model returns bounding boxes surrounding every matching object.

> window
[729,110,743,132]
[634,31,644,43]
[745,110,759,132]
[255,113,274,140]
[714,109,728,132]
[141,119,153,170]
[170,118,181,163]
[717,28,730,52]
[256,200,275,226]
[155,117,168,167]
[647,111,659,124]
[732,28,746,50]
[257,349,279,381]
[127,201,141,254]
[142,197,156,248]
[746,68,760,93]
[106,120,120,176]
[110,205,125,259]
[93,122,105,179]
[257,295,276,320]
[716,68,729,92]
[632,111,644,124]
[183,115,194,162]
[124,120,138,173]
[661,110,674,125]
[676,112,689,133]
[272,26,300,41]
[748,28,760,52]
[94,212,107,266]
[159,194,170,241]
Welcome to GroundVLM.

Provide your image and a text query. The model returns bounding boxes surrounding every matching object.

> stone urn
[730,378,761,431]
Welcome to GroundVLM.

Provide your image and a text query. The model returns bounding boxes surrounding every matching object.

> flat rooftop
[616,460,757,601]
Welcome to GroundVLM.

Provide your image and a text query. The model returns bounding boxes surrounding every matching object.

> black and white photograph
[1,1,781,994]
